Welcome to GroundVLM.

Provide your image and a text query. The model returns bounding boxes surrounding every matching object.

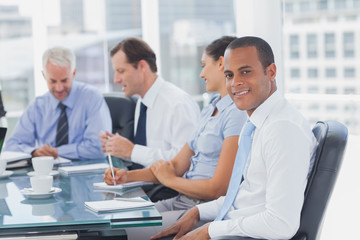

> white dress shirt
[131,77,200,167]
[197,90,318,239]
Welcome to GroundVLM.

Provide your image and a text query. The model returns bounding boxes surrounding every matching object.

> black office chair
[211,120,348,240]
[104,94,136,168]
[104,94,136,141]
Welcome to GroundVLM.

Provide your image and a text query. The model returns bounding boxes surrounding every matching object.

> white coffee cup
[30,175,53,194]
[0,157,6,175]
[32,156,54,175]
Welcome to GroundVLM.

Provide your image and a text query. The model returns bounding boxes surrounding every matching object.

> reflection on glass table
[0,159,161,238]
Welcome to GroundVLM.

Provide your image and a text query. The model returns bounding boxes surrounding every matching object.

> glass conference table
[0,158,162,239]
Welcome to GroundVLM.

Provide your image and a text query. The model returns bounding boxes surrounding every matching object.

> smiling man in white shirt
[152,36,317,240]
[100,37,200,169]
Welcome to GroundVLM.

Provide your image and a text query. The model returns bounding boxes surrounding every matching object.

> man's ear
[138,60,147,71]
[72,68,77,77]
[267,63,277,81]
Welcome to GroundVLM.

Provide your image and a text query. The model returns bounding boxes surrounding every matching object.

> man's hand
[151,207,201,240]
[99,131,113,153]
[104,168,128,185]
[176,223,210,240]
[32,145,58,159]
[104,133,134,159]
[150,160,177,186]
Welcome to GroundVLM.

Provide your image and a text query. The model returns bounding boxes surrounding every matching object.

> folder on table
[58,163,109,176]
[85,198,154,213]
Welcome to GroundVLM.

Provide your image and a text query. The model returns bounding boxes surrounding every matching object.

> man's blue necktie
[131,102,147,169]
[134,102,147,146]
[215,120,256,221]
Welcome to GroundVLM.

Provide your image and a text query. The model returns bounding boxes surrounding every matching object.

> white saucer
[20,187,62,199]
[27,170,59,177]
[0,171,13,179]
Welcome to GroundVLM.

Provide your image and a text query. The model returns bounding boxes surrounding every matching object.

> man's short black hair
[227,36,275,72]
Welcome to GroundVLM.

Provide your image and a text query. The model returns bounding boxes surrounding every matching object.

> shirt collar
[141,76,163,109]
[215,94,233,113]
[249,90,282,129]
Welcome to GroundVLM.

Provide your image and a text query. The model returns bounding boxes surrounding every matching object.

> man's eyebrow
[237,65,252,71]
[50,78,67,82]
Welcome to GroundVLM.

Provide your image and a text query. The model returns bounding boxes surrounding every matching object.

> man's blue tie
[134,102,147,146]
[131,102,147,169]
[215,120,256,221]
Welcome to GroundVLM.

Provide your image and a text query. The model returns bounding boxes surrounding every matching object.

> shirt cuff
[208,220,234,238]
[131,144,148,166]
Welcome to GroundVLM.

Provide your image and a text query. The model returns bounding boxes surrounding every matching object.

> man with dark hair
[152,36,317,240]
[100,37,200,169]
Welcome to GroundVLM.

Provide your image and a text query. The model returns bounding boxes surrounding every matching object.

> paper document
[1,151,71,165]
[54,157,72,165]
[93,181,153,190]
[1,151,31,163]
[85,198,154,213]
[58,163,109,175]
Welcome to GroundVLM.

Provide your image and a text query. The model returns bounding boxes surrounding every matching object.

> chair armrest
[211,236,264,240]
[145,184,178,202]
[146,184,166,198]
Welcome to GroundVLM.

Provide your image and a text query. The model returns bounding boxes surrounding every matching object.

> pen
[114,197,147,202]
[107,153,116,186]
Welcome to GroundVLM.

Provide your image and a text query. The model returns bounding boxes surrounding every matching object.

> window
[300,1,311,12]
[344,104,357,111]
[325,68,337,78]
[291,68,301,78]
[317,0,328,10]
[354,0,360,8]
[308,86,319,93]
[308,68,318,78]
[285,2,294,13]
[290,35,300,59]
[307,34,317,58]
[344,88,356,94]
[344,68,356,78]
[326,104,337,111]
[324,33,336,58]
[343,32,355,58]
[290,87,301,93]
[309,104,320,110]
[335,0,347,8]
[325,88,337,94]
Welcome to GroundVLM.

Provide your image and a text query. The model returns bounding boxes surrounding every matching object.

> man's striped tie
[55,102,69,147]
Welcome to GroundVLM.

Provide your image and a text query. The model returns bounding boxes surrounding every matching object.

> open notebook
[93,181,153,190]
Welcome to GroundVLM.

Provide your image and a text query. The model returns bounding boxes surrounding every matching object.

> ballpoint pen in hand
[107,153,116,186]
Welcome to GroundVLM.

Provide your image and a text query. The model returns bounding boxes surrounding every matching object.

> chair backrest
[104,95,136,141]
[292,120,348,240]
